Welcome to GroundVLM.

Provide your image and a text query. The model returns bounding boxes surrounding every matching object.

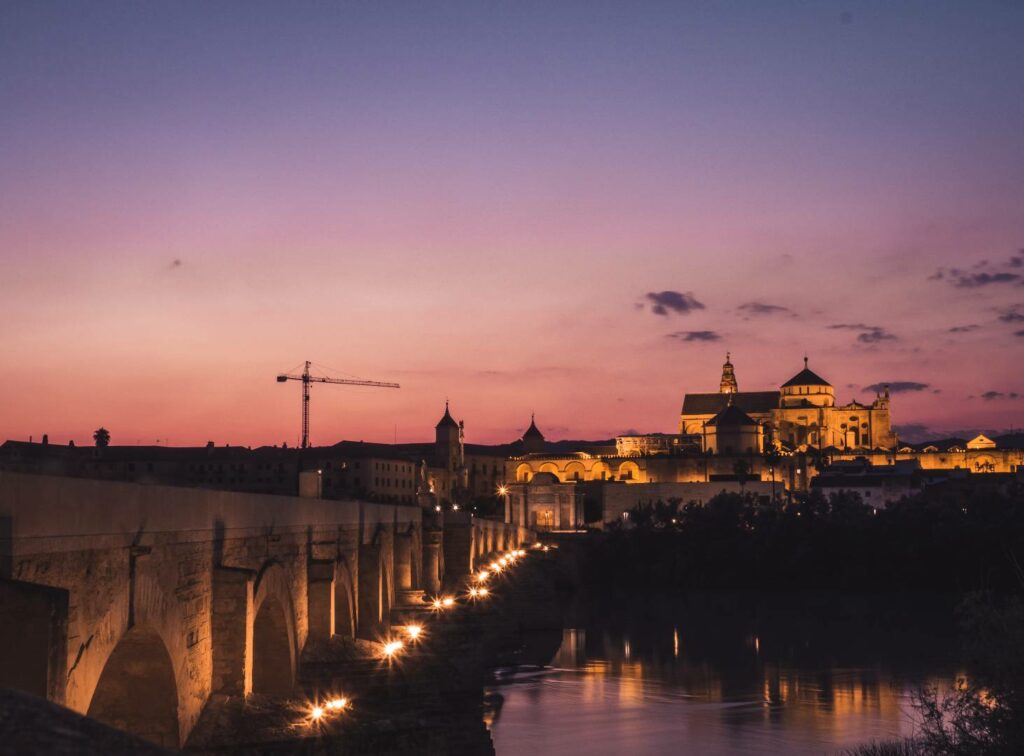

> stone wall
[0,471,421,745]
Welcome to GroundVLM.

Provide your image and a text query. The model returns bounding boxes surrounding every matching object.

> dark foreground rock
[0,687,171,756]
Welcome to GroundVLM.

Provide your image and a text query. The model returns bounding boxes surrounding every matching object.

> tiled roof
[681,391,779,415]
[706,404,758,427]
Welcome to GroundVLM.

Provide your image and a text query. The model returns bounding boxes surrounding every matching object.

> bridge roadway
[0,471,531,748]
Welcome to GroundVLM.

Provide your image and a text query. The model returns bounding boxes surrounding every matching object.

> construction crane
[276,361,400,449]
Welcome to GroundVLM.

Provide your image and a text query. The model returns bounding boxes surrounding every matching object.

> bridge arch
[357,536,392,639]
[252,561,297,697]
[86,625,180,748]
[334,558,357,639]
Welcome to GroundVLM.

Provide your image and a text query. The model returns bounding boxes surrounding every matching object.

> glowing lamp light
[405,624,422,640]
[442,597,455,608]
[311,706,325,721]
[478,587,489,596]
[434,505,442,512]
[497,485,509,496]
[382,640,404,657]
[542,545,550,552]
[325,697,348,711]
[489,561,500,570]
[452,504,460,511]
[432,598,443,609]
[477,570,490,581]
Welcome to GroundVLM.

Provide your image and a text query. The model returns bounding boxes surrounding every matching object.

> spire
[435,401,459,430]
[719,352,738,394]
[522,413,545,452]
[804,355,809,369]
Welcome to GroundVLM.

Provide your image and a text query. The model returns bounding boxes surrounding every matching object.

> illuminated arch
[252,561,297,696]
[563,461,586,481]
[334,558,357,639]
[87,625,180,747]
[617,461,641,481]
[538,462,560,480]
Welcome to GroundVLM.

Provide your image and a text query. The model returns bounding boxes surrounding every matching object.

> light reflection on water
[487,592,959,755]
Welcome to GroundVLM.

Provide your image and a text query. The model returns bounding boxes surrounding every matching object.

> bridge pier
[422,529,443,594]
[211,567,255,697]
[394,532,414,591]
[357,542,384,640]
[334,555,357,639]
[306,560,335,642]
[0,579,68,705]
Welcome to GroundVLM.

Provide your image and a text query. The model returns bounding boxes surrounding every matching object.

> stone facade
[680,355,897,452]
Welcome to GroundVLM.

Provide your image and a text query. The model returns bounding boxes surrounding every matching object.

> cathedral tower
[719,352,738,394]
[435,401,462,471]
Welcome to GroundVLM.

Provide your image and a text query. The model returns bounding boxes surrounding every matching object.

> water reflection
[487,591,960,755]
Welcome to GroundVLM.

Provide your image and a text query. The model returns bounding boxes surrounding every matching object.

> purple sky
[2,1,1023,446]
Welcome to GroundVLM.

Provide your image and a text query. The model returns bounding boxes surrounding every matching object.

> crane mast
[276,361,400,449]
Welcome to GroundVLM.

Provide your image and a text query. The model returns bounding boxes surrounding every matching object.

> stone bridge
[0,471,530,748]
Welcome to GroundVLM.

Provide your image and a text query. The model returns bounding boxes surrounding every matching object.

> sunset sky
[2,1,1023,446]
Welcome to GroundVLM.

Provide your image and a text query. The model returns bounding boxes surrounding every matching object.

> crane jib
[276,362,399,448]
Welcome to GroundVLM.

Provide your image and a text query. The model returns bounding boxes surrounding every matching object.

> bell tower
[719,352,738,394]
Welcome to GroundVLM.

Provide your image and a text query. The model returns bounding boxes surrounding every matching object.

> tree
[912,594,1024,754]
[732,458,751,491]
[763,445,781,502]
[93,427,110,447]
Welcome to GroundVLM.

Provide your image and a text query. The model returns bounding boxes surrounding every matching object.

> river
[485,590,960,755]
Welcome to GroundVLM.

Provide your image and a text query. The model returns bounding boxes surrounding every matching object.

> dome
[781,358,831,388]
[780,358,834,408]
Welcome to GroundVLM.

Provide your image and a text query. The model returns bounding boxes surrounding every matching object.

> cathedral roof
[435,402,459,429]
[781,366,831,388]
[706,404,758,427]
[681,391,779,415]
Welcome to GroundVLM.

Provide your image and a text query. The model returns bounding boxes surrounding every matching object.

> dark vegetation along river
[485,590,961,755]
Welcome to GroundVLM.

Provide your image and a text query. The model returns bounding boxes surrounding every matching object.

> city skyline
[3,1,1023,446]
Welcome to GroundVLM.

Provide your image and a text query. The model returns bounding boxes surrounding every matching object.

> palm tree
[732,458,750,492]
[93,427,110,447]
[763,446,781,502]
